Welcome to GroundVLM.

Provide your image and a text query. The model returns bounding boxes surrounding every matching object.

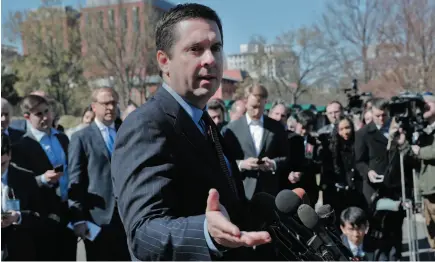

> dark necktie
[201,112,238,198]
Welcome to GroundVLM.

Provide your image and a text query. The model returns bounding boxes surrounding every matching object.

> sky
[1,0,326,55]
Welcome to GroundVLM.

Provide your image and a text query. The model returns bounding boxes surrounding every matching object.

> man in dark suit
[286,110,321,205]
[1,133,44,261]
[223,84,289,200]
[354,98,408,261]
[1,98,24,144]
[68,87,129,261]
[11,95,76,261]
[111,4,270,261]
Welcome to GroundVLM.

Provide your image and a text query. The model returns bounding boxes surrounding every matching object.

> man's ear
[157,50,170,77]
[23,113,30,120]
[340,225,345,234]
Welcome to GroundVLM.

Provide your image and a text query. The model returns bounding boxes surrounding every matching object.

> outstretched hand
[206,189,271,248]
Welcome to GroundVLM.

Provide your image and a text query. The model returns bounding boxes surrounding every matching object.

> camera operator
[401,94,435,249]
[354,98,413,261]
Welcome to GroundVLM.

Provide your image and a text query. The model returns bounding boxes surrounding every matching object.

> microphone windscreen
[292,188,311,205]
[250,192,276,222]
[275,189,302,214]
[297,204,319,230]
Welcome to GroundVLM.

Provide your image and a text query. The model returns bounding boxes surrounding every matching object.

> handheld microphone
[292,187,311,206]
[250,192,322,261]
[298,204,352,261]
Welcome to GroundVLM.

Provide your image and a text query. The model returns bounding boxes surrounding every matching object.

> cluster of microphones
[249,189,361,261]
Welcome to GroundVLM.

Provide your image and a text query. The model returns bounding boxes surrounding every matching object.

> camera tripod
[400,152,420,261]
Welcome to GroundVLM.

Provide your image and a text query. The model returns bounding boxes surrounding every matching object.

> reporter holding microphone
[111,4,270,261]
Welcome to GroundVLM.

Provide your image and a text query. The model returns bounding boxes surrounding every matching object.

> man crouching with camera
[401,94,435,249]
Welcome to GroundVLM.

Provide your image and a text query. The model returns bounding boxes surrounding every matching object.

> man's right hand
[44,170,63,183]
[73,223,89,238]
[206,189,271,248]
[240,158,259,171]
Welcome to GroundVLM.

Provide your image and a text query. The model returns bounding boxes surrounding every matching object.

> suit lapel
[259,117,270,157]
[90,122,111,161]
[156,87,219,168]
[22,130,53,168]
[240,116,257,156]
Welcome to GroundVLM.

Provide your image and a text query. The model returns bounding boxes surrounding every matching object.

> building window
[133,7,139,32]
[98,10,104,28]
[121,8,128,29]
[108,9,115,28]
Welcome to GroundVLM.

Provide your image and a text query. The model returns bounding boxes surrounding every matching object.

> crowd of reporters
[1,87,434,261]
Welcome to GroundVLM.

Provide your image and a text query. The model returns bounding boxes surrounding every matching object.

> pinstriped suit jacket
[111,87,250,261]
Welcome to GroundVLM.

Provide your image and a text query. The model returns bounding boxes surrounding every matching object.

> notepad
[67,221,101,241]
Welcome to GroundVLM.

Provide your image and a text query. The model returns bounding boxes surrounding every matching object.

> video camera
[388,92,428,145]
[343,79,372,115]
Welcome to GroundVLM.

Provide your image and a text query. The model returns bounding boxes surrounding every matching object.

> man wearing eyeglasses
[68,87,130,261]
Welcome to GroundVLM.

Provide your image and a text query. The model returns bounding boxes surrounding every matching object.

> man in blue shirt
[11,95,76,261]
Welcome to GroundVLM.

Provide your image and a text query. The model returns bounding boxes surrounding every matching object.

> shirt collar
[162,82,204,124]
[94,118,115,131]
[3,128,9,136]
[29,124,58,142]
[246,113,264,126]
[347,238,363,253]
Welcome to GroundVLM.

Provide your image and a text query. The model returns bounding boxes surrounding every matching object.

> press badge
[5,199,20,211]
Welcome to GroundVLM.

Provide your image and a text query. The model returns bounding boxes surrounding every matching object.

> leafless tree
[4,0,86,114]
[317,0,388,84]
[378,0,435,92]
[82,0,160,108]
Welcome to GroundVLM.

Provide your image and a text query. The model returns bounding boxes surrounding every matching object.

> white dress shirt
[246,114,264,156]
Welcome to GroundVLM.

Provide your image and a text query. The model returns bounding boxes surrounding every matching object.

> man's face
[229,101,246,122]
[25,103,53,132]
[92,91,118,124]
[158,18,223,108]
[326,103,342,124]
[1,103,10,131]
[246,92,266,120]
[341,222,367,246]
[269,104,288,125]
[207,108,224,126]
[423,100,435,122]
[372,106,387,127]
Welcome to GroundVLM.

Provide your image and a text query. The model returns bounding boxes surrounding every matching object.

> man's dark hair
[207,99,225,114]
[1,133,11,156]
[20,94,49,115]
[371,97,389,111]
[156,3,223,58]
[295,110,316,128]
[340,207,368,228]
